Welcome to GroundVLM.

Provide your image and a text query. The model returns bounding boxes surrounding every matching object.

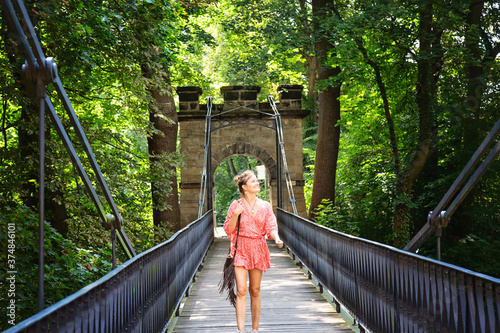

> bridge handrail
[278,209,500,333]
[5,211,214,333]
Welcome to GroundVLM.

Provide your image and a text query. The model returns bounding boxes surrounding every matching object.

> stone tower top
[176,85,309,227]
[176,85,308,120]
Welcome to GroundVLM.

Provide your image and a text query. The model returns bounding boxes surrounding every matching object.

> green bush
[0,205,112,330]
[313,199,359,236]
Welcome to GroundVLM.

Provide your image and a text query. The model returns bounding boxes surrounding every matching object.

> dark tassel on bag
[219,213,241,307]
[218,255,237,307]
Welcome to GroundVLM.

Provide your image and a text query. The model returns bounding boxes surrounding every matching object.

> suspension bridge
[3,0,500,332]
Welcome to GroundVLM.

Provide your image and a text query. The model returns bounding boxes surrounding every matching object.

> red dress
[223,199,278,272]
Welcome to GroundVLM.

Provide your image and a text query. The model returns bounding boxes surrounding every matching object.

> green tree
[308,0,342,220]
[301,0,499,256]
[0,0,207,320]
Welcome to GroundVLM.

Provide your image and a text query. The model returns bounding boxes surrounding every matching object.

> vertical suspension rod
[198,97,213,218]
[268,95,298,215]
[37,96,46,312]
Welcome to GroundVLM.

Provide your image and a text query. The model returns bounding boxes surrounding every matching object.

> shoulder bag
[218,213,241,307]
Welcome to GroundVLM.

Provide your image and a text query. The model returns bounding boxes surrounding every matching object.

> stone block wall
[177,85,309,227]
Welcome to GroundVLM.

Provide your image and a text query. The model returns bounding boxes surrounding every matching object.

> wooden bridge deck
[168,231,358,333]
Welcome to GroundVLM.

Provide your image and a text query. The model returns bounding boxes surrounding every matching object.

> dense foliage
[1,0,499,328]
[0,0,194,327]
[198,0,500,276]
[300,0,500,275]
[0,205,112,323]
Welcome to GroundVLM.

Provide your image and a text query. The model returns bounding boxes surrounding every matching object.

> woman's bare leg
[249,269,263,331]
[235,266,248,332]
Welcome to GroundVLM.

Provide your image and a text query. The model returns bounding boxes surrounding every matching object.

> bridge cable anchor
[21,57,58,98]
[429,211,447,260]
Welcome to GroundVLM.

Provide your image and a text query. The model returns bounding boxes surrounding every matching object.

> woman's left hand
[275,239,283,248]
[270,230,283,248]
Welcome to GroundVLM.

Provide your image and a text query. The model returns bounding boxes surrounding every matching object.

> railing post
[37,83,47,313]
[335,300,341,313]
[277,208,500,333]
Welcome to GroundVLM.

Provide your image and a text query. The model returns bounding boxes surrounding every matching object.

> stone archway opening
[177,85,309,227]
[212,154,273,227]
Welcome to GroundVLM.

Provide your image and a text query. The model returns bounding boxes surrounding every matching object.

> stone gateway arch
[177,85,309,227]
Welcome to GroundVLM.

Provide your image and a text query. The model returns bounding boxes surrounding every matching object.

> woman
[223,170,283,333]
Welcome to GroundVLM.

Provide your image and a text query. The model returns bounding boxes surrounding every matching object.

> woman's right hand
[234,200,244,216]
[230,200,244,233]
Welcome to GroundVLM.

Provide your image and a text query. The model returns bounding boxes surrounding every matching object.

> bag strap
[232,213,241,258]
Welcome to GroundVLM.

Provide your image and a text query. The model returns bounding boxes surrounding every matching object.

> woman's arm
[269,230,283,248]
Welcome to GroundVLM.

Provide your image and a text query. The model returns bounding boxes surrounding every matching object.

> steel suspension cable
[198,97,213,218]
[3,0,136,266]
[268,95,298,215]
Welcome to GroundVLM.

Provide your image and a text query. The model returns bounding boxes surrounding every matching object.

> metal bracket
[104,213,123,230]
[211,118,276,132]
[21,57,58,98]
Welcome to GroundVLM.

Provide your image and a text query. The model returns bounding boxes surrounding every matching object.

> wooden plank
[168,235,357,333]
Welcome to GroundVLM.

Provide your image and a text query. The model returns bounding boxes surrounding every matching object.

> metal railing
[5,212,214,333]
[278,209,500,333]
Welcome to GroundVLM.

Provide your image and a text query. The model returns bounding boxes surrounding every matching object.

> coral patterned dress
[223,198,278,272]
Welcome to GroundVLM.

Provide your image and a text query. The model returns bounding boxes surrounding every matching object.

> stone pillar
[220,86,261,111]
[177,86,204,227]
[280,117,308,218]
[278,85,307,218]
[177,86,203,113]
[279,84,303,110]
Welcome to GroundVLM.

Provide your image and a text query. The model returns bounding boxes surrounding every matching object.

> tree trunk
[394,0,442,247]
[16,98,38,202]
[308,0,342,220]
[143,65,181,230]
[298,0,318,119]
[305,54,318,120]
[464,0,484,148]
[45,126,69,236]
[227,158,237,176]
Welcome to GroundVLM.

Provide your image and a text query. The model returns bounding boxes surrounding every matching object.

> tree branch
[331,6,401,173]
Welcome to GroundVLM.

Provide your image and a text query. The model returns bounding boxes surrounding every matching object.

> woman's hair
[234,170,255,195]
